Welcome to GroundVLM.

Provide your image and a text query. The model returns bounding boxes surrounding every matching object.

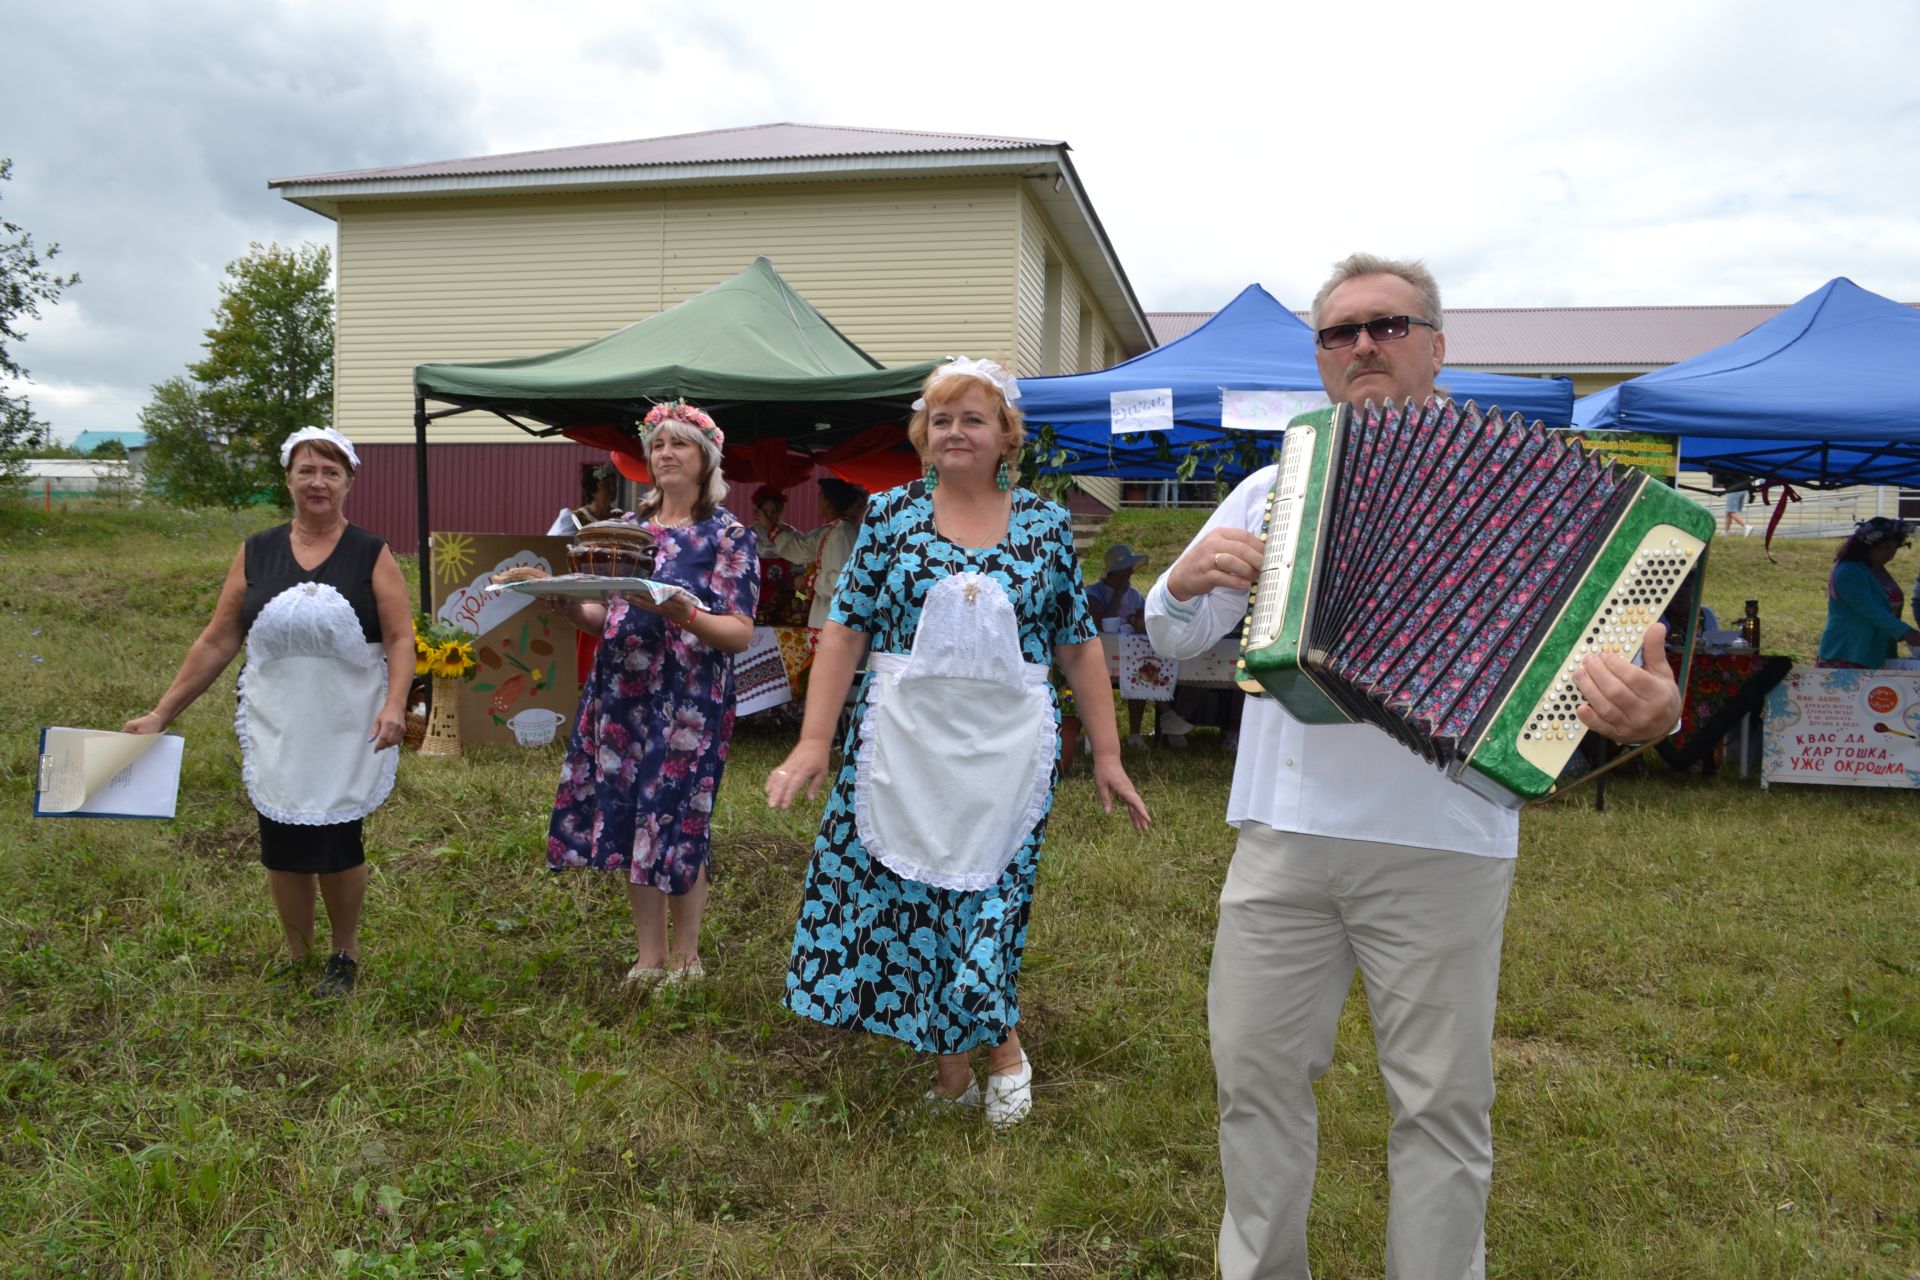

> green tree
[141,241,333,508]
[1,157,80,483]
[140,376,265,509]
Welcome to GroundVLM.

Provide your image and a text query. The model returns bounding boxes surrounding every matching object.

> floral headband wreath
[280,426,360,471]
[911,356,1022,412]
[641,400,724,449]
[1853,516,1914,546]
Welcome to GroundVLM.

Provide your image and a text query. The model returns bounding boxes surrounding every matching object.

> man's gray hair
[1309,253,1445,332]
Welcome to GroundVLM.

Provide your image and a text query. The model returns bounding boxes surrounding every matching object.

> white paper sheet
[1221,389,1327,432]
[1110,388,1175,436]
[36,727,184,819]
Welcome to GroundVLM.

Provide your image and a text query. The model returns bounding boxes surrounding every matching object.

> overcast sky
[5,0,1917,441]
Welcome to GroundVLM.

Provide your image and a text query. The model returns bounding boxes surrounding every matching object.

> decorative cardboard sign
[428,533,582,748]
[1762,665,1920,788]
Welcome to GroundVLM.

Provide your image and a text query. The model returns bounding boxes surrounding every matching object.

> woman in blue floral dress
[547,403,758,984]
[766,358,1149,1129]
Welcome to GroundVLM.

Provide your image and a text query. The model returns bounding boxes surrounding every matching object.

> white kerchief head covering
[280,426,361,472]
[911,356,1022,412]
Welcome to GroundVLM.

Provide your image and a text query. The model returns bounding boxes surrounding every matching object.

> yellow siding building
[273,124,1152,547]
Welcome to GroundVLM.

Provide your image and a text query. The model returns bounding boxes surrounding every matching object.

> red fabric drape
[1758,480,1801,553]
[561,422,921,492]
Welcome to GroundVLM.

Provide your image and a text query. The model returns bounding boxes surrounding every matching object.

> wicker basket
[417,676,463,758]
[403,711,427,750]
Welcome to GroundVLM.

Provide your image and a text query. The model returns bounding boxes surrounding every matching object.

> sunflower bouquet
[413,614,478,681]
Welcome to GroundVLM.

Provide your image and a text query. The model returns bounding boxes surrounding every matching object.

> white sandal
[984,1053,1033,1129]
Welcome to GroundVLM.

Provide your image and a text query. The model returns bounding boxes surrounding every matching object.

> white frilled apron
[235,582,397,825]
[854,573,1055,892]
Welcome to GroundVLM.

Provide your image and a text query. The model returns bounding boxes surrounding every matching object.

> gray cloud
[5,0,473,432]
[6,0,1918,440]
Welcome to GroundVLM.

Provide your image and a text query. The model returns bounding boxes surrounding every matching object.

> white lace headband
[280,427,361,471]
[911,356,1022,411]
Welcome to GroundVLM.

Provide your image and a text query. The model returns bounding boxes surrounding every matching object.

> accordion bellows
[1237,398,1714,807]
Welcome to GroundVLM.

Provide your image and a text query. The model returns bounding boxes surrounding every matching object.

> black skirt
[258,815,365,874]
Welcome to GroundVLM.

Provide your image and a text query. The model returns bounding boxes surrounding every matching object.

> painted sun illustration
[433,532,475,585]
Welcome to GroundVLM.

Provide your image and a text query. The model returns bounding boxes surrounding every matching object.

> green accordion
[1236,397,1715,808]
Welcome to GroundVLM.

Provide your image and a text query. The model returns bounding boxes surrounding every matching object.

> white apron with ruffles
[236,582,397,825]
[854,572,1054,892]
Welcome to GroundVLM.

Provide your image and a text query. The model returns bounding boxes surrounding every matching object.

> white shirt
[1144,465,1518,860]
[771,519,861,630]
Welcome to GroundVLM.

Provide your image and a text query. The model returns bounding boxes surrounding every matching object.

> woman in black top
[126,428,414,997]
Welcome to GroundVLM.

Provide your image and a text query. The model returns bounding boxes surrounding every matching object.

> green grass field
[1,501,1915,1278]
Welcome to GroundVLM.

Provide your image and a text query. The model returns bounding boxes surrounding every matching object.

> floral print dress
[547,510,759,892]
[784,482,1096,1054]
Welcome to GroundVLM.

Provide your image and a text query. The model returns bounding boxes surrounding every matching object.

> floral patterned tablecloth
[1657,651,1793,772]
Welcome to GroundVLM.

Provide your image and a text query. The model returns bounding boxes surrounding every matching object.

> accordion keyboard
[1514,523,1707,776]
[1246,422,1315,651]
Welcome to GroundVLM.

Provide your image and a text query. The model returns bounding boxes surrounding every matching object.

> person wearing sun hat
[1816,516,1920,668]
[124,426,414,998]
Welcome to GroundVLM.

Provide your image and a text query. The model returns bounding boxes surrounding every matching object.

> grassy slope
[0,501,1913,1278]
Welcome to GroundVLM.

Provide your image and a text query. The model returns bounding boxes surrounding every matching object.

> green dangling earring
[995,458,1012,491]
[923,461,939,491]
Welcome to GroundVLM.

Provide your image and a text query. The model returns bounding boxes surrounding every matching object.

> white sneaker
[984,1053,1033,1130]
[1161,732,1188,750]
[1157,710,1195,736]
[923,1079,982,1109]
[1125,733,1148,750]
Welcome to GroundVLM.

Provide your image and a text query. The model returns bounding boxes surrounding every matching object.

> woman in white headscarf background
[766,357,1149,1130]
[126,428,413,997]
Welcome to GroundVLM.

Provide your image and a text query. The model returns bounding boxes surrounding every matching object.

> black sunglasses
[1315,315,1436,349]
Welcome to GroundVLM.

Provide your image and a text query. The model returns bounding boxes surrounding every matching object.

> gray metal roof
[1148,301,1920,369]
[271,122,1152,357]
[271,123,1063,186]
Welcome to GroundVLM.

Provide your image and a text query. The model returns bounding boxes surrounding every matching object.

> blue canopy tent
[1571,278,1920,488]
[1019,284,1575,480]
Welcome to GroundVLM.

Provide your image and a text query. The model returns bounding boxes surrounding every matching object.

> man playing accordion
[1145,253,1682,1280]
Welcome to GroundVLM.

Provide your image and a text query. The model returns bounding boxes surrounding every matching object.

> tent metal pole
[414,393,431,616]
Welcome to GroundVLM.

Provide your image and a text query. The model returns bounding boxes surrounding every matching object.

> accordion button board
[1237,397,1716,807]
[1509,527,1706,776]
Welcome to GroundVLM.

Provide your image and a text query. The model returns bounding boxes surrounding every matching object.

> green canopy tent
[408,257,940,605]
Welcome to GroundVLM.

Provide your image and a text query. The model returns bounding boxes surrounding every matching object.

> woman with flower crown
[125,428,414,998]
[766,358,1150,1129]
[545,402,759,985]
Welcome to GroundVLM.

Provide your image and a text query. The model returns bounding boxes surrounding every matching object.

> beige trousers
[1210,823,1515,1280]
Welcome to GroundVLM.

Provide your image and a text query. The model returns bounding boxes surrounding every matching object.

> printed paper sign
[35,727,184,819]
[1762,666,1920,788]
[1110,388,1174,436]
[1561,428,1680,480]
[1222,389,1327,432]
[1116,634,1179,702]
